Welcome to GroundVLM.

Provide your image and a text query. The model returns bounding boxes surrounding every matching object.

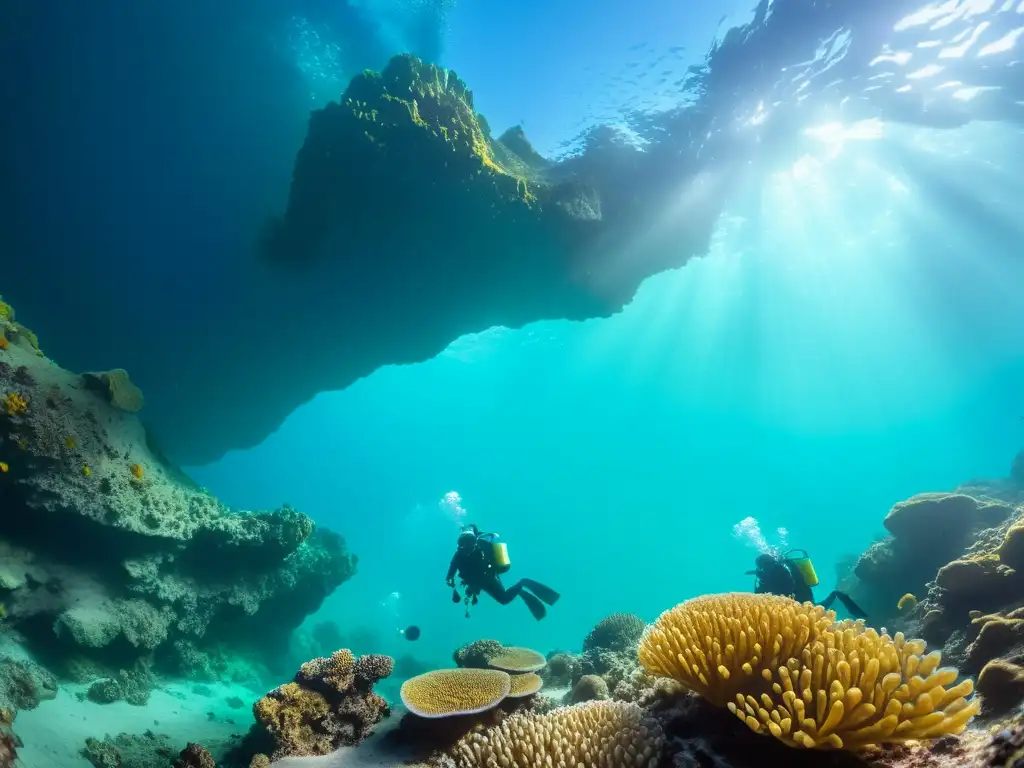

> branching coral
[639,593,979,750]
[448,700,664,768]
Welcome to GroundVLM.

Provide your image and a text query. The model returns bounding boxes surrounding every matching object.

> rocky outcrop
[130,53,731,466]
[847,457,1024,721]
[0,313,356,679]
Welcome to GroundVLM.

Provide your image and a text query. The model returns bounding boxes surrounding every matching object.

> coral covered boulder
[0,306,357,676]
[253,649,392,760]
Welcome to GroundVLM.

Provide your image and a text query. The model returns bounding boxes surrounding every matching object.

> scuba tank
[784,549,819,588]
[478,532,511,574]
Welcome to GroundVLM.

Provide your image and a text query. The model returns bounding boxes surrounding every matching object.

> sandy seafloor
[14,675,570,768]
[15,680,259,767]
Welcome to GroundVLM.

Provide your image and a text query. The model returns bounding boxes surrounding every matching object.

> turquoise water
[189,120,1024,671]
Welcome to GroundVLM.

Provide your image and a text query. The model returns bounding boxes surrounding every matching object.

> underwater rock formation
[249,649,393,761]
[852,492,1015,624]
[81,730,177,768]
[130,53,732,466]
[845,456,1024,720]
[0,309,357,680]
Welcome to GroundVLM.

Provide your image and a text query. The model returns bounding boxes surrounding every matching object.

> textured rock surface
[0,320,356,677]
[134,53,730,466]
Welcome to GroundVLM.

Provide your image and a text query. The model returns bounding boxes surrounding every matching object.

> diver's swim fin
[521,579,560,606]
[520,590,547,620]
[822,590,868,620]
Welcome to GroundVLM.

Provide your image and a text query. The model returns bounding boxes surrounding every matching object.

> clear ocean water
[2,0,1024,765]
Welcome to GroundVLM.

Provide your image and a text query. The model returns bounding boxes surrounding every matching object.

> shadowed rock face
[134,54,733,466]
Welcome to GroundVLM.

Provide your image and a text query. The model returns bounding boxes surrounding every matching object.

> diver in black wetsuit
[446,524,560,620]
[748,550,868,619]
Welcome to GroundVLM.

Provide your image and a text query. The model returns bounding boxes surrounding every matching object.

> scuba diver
[748,549,869,620]
[445,524,560,621]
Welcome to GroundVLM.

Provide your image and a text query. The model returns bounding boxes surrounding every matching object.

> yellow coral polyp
[897,593,918,613]
[639,593,979,750]
[5,393,27,416]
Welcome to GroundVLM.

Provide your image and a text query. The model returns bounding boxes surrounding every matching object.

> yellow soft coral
[639,593,978,750]
[5,393,27,416]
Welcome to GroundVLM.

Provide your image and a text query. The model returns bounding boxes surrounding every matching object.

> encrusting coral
[400,668,512,718]
[253,648,393,760]
[447,700,664,768]
[639,592,979,750]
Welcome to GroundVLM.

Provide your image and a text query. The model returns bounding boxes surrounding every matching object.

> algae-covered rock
[261,55,595,267]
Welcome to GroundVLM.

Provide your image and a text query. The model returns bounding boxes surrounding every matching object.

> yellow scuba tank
[785,549,819,588]
[481,533,511,574]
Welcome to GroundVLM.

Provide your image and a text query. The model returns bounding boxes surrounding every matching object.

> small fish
[0,462,7,473]
[402,625,421,641]
[65,436,76,449]
[0,604,6,619]
[82,465,92,477]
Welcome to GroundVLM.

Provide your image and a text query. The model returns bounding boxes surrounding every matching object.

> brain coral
[487,646,546,673]
[448,700,663,768]
[400,668,511,718]
[507,672,543,698]
[583,613,648,652]
[639,593,979,750]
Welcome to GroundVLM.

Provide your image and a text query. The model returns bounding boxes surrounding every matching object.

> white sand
[14,680,258,767]
[269,716,415,768]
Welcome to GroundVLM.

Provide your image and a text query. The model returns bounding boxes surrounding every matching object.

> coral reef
[446,700,664,768]
[485,646,546,673]
[0,708,18,768]
[82,730,176,768]
[852,493,1014,623]
[583,612,647,653]
[567,674,609,704]
[452,639,503,669]
[540,652,578,688]
[0,305,357,679]
[506,672,543,698]
[174,743,216,768]
[251,649,392,760]
[640,592,979,749]
[400,669,512,718]
[0,656,57,712]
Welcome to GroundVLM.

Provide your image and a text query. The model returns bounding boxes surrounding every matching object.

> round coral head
[400,668,511,718]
